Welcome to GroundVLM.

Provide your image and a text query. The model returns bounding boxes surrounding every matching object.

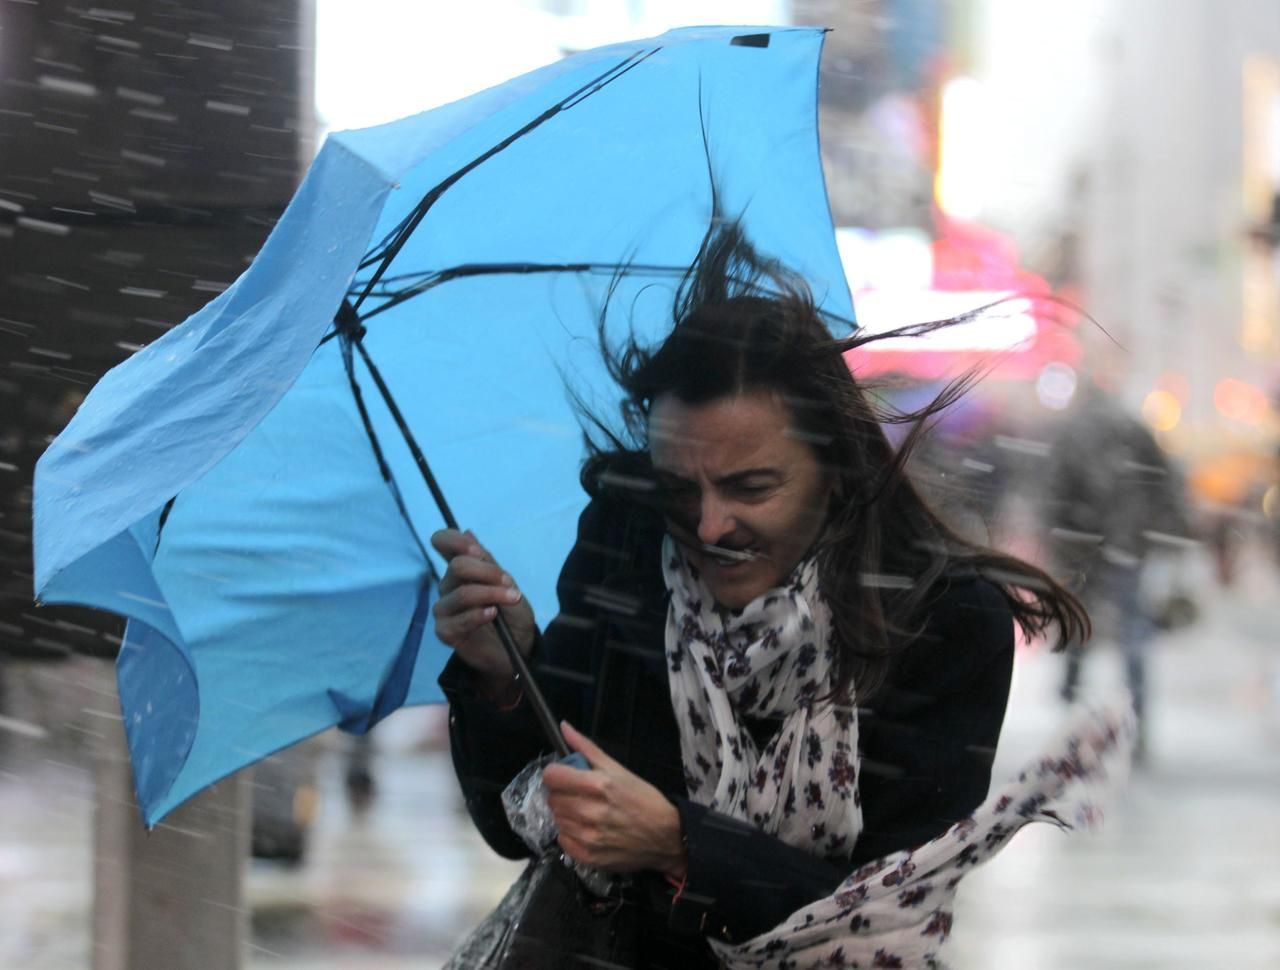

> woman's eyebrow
[653,468,781,488]
[715,468,782,487]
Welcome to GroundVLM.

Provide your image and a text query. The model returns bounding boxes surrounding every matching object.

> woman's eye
[730,482,772,499]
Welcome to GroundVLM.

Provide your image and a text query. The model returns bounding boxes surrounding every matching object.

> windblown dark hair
[580,219,1088,705]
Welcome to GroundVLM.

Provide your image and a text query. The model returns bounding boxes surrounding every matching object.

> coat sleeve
[669,577,1015,945]
[438,502,608,859]
[669,799,849,944]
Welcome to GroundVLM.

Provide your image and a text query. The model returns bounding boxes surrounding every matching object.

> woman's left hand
[542,721,688,880]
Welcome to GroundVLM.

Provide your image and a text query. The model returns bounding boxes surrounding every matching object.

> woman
[433,224,1097,968]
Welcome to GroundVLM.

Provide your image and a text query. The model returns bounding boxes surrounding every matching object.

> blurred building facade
[959,0,1280,464]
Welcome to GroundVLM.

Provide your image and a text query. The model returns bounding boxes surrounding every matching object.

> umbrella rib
[154,495,178,553]
[318,265,856,346]
[355,261,688,322]
[317,261,687,346]
[356,49,654,274]
[337,324,433,566]
[335,318,571,757]
[351,47,661,304]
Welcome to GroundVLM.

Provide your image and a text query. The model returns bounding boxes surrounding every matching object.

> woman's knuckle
[457,586,487,609]
[461,556,491,579]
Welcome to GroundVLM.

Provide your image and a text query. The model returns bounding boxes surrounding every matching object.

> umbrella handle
[492,610,572,759]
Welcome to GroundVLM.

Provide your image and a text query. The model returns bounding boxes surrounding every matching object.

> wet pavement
[2,544,1278,969]
[246,741,523,970]
[946,543,1280,970]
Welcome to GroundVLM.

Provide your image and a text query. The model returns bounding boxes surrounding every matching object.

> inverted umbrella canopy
[33,25,855,826]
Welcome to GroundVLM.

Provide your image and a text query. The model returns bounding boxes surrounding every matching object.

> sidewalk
[948,541,1280,970]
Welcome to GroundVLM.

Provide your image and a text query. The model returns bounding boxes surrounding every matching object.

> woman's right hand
[430,529,536,696]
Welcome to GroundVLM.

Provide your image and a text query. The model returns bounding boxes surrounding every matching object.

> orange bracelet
[494,687,524,712]
[665,870,688,905]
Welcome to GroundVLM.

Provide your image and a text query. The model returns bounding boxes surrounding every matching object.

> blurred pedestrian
[432,224,1101,969]
[345,732,376,814]
[1043,375,1192,762]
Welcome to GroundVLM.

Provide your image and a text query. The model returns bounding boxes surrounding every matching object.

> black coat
[441,490,1014,967]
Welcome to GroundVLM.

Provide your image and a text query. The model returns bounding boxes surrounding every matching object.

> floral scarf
[662,537,862,857]
[662,537,1136,969]
[709,701,1135,969]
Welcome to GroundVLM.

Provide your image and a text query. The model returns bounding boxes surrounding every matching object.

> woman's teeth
[702,544,757,564]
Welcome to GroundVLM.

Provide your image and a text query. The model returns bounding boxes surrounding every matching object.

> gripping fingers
[433,579,522,638]
[429,528,473,561]
[434,582,522,617]
[434,604,499,646]
[440,555,513,595]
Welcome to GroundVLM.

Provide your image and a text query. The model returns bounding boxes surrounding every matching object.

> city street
[2,544,1277,969]
[6,4,1280,970]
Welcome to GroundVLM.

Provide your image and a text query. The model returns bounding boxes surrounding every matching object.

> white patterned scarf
[709,701,1136,969]
[662,538,1137,969]
[661,537,862,857]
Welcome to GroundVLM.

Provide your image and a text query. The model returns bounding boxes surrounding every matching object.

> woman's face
[648,390,834,610]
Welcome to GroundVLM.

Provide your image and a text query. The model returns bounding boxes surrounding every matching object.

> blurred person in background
[431,224,1091,968]
[1042,369,1193,763]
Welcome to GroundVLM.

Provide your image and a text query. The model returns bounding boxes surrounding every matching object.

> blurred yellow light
[1141,389,1182,432]
[1263,485,1279,521]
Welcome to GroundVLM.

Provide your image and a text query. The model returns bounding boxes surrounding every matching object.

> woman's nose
[696,492,733,544]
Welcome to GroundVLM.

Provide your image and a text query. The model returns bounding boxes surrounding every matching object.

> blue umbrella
[33,25,855,826]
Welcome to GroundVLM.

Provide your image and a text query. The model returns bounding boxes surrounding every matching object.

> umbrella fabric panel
[353,273,619,630]
[126,338,445,823]
[332,25,821,187]
[350,27,852,329]
[118,619,200,825]
[33,139,392,596]
[38,506,184,650]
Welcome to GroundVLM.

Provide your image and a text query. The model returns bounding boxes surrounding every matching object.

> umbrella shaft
[341,314,570,757]
[493,610,571,758]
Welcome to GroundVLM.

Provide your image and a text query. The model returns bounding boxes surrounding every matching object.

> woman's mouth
[701,543,759,568]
